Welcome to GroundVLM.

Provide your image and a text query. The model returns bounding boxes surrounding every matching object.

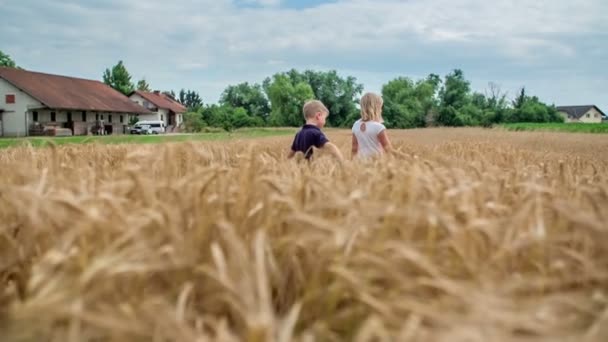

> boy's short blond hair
[360,92,384,122]
[303,100,329,119]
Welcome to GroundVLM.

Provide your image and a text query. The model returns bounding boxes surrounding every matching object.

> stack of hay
[43,126,73,136]
[53,128,73,137]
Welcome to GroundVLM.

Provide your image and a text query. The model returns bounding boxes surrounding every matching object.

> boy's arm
[316,132,344,162]
[320,142,344,161]
[288,135,297,159]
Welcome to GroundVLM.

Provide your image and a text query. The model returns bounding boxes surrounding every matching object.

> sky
[1,0,607,111]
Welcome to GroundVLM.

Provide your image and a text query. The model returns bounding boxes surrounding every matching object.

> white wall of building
[159,108,169,126]
[129,94,148,108]
[559,107,604,123]
[129,93,161,122]
[128,92,185,128]
[559,112,574,123]
[0,78,44,136]
[579,107,603,123]
[28,110,130,125]
[134,113,162,122]
[0,78,136,136]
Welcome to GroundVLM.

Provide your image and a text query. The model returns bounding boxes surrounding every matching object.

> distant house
[128,90,187,131]
[557,105,606,123]
[0,67,151,137]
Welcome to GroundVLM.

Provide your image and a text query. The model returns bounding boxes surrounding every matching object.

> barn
[0,67,151,137]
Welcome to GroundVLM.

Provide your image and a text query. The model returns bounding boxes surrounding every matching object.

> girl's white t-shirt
[352,119,386,158]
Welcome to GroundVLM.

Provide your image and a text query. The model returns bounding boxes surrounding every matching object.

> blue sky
[1,0,607,111]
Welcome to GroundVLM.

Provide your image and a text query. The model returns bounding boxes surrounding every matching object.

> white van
[130,120,166,134]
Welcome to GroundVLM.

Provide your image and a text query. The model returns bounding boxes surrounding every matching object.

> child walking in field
[351,92,392,159]
[288,100,344,162]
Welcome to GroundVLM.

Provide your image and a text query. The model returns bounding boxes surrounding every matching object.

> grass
[500,122,608,133]
[1,128,607,341]
[0,127,296,149]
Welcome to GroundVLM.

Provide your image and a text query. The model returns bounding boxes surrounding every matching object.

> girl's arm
[378,130,392,154]
[351,133,358,159]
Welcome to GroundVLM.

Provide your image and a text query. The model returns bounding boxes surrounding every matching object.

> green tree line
[183,68,563,131]
[2,53,564,131]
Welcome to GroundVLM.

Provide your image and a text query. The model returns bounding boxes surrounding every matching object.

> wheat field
[1,128,607,342]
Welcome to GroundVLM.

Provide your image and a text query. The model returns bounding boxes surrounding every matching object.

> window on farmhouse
[32,111,38,122]
[5,94,15,104]
[51,111,56,122]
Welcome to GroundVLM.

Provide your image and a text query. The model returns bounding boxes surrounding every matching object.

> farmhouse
[0,67,151,137]
[557,105,606,123]
[129,90,186,132]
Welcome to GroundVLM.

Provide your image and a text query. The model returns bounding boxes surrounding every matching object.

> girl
[351,92,392,159]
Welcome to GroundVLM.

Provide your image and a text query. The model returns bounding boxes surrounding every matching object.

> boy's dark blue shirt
[291,124,329,159]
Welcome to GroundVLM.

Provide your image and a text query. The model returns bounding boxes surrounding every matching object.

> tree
[136,78,151,92]
[175,67,567,129]
[0,50,17,68]
[200,104,223,128]
[419,74,442,125]
[230,107,262,129]
[512,87,527,110]
[426,73,442,90]
[381,77,421,128]
[102,61,134,95]
[265,74,315,127]
[263,69,363,127]
[476,82,510,126]
[183,110,207,132]
[505,94,563,123]
[437,69,471,126]
[177,89,203,111]
[220,82,270,122]
[380,75,441,129]
[199,104,261,131]
[162,90,177,101]
[302,70,363,127]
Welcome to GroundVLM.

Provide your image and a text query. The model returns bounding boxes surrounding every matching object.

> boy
[288,100,344,161]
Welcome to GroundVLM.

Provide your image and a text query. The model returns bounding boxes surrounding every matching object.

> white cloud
[266,59,287,66]
[242,0,282,6]
[177,62,209,71]
[0,0,606,109]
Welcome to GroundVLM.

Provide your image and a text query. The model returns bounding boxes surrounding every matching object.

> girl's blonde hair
[360,92,384,122]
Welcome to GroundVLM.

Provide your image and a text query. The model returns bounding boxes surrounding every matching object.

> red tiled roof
[0,67,151,114]
[131,90,187,114]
